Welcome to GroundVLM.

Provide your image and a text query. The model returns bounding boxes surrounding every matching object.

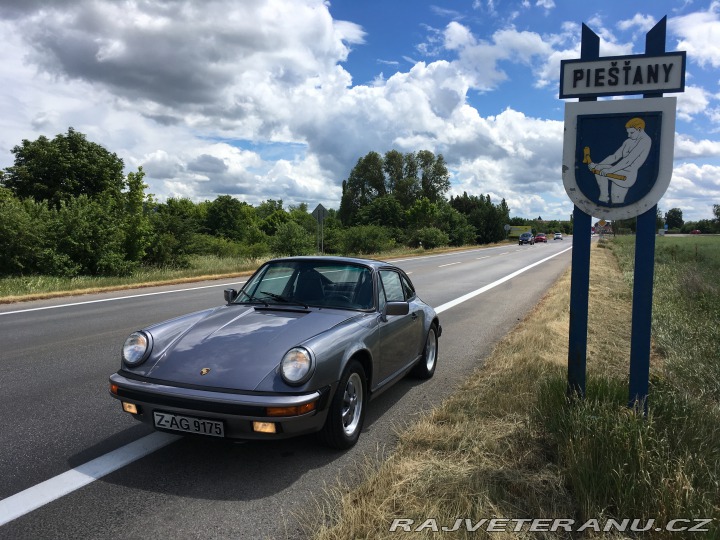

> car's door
[377,269,424,383]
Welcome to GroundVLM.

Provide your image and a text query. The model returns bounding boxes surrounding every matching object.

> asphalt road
[0,239,573,539]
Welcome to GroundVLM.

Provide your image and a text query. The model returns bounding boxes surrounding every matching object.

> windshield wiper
[259,291,309,308]
[236,291,268,306]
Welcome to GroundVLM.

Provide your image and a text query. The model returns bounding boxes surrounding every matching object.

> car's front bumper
[109,372,333,440]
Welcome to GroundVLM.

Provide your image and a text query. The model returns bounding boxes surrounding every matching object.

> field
[306,236,720,539]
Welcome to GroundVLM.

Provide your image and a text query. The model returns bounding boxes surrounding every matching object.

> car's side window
[379,270,404,302]
[400,274,415,300]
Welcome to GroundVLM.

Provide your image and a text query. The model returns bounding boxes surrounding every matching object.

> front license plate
[153,411,225,437]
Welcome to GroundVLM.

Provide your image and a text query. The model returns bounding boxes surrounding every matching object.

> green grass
[0,255,263,300]
[613,235,720,402]
[535,235,720,536]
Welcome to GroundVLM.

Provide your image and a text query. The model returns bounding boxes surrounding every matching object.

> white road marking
[0,432,180,526]
[0,281,247,317]
[435,247,572,314]
[386,246,506,264]
[0,245,573,525]
[438,262,462,268]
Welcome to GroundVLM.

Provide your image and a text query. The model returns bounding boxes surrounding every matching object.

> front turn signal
[266,401,316,417]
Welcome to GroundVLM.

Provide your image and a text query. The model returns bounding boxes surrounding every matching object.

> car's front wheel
[411,324,438,379]
[319,360,366,449]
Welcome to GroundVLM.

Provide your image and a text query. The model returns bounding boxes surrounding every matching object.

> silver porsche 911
[109,256,441,449]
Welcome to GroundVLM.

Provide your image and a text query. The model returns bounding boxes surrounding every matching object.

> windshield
[236,260,374,310]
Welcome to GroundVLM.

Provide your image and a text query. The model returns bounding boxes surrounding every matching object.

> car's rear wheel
[319,360,366,449]
[411,324,438,379]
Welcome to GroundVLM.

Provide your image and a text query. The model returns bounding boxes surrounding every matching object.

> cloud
[670,2,720,68]
[675,134,720,159]
[673,85,713,122]
[442,22,554,91]
[14,0,364,130]
[2,0,719,224]
[617,13,658,33]
[662,161,720,219]
[535,0,556,11]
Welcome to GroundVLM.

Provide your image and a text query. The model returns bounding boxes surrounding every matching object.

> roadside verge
[306,245,588,539]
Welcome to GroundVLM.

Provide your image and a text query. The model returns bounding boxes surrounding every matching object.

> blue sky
[1,0,718,222]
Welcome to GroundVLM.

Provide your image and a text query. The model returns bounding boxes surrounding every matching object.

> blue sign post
[560,17,682,411]
[566,24,598,400]
[629,18,669,411]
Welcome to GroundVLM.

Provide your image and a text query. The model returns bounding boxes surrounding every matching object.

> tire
[411,324,438,379]
[319,360,366,449]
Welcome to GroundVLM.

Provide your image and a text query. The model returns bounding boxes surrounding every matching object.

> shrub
[270,221,315,256]
[409,226,450,249]
[341,225,395,255]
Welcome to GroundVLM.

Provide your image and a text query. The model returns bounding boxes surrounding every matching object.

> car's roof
[268,255,392,270]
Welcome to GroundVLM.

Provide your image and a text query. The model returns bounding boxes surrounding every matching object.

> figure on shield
[583,117,652,204]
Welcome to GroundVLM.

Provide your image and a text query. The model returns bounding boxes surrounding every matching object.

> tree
[417,150,450,203]
[384,150,420,209]
[52,194,133,276]
[450,192,508,244]
[205,195,256,241]
[123,167,153,263]
[145,197,203,266]
[406,197,440,230]
[0,196,50,274]
[436,201,476,246]
[338,152,385,225]
[289,203,317,235]
[713,204,720,222]
[665,207,683,229]
[270,221,314,256]
[256,199,284,221]
[260,209,290,236]
[355,195,405,228]
[2,128,126,207]
[656,207,665,232]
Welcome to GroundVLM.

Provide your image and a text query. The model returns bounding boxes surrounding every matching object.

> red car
[534,233,547,243]
[691,230,701,234]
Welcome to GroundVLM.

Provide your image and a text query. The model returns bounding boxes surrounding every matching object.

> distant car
[519,232,534,245]
[534,233,547,243]
[554,232,563,240]
[109,256,440,449]
[690,230,701,234]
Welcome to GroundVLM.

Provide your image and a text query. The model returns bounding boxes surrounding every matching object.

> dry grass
[305,244,637,539]
[305,237,720,539]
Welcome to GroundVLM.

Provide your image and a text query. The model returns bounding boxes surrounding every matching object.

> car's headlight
[122,331,152,367]
[280,347,315,386]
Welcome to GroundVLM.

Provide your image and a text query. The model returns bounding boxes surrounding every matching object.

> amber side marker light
[110,383,119,395]
[253,422,277,434]
[122,402,139,414]
[266,401,316,417]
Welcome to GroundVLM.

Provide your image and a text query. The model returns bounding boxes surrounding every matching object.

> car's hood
[142,305,355,390]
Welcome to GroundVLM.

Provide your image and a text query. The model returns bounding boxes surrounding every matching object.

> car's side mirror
[384,301,410,318]
[224,288,237,303]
